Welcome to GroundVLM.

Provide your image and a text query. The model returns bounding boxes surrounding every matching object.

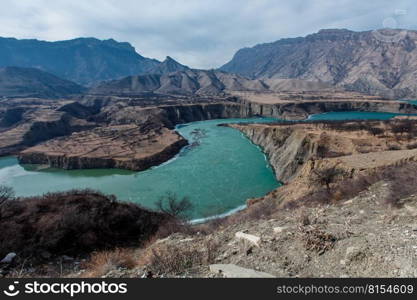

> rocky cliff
[236,95,417,120]
[229,124,316,182]
[231,119,417,205]
[18,124,188,171]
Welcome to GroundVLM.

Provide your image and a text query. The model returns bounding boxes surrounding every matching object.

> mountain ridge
[220,28,417,98]
[0,66,85,98]
[0,37,160,85]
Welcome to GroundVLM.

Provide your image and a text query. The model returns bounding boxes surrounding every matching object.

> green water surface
[0,111,409,220]
[0,118,279,220]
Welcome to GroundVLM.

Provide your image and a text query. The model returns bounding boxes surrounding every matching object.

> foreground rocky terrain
[2,117,417,278]
[91,180,415,278]
[74,119,417,278]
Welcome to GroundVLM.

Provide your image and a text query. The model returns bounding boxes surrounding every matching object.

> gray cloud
[1,0,417,68]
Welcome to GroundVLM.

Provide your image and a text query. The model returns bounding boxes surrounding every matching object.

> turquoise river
[0,111,410,220]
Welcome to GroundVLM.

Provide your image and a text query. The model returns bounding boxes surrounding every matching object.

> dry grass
[148,245,203,275]
[83,248,137,277]
[298,225,337,255]
[286,161,417,208]
[137,240,219,276]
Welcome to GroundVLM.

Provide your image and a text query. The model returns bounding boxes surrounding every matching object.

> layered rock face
[234,91,417,120]
[0,98,95,156]
[231,120,417,205]
[221,29,417,99]
[19,124,188,171]
[229,124,316,182]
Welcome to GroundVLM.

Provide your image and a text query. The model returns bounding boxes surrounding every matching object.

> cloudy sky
[1,0,417,68]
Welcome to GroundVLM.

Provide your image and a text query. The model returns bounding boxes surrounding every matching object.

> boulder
[235,232,261,247]
[209,264,275,278]
[0,253,16,264]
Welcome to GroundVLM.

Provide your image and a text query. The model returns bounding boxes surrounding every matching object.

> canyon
[2,29,417,278]
[5,90,417,219]
[3,90,417,171]
[230,117,417,206]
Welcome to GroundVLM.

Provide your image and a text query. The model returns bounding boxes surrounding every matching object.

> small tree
[0,185,14,207]
[155,192,193,220]
[311,166,348,191]
[368,127,384,136]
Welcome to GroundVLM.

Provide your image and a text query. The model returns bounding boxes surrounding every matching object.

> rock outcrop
[0,98,95,156]
[234,91,417,120]
[18,124,188,171]
[230,119,417,205]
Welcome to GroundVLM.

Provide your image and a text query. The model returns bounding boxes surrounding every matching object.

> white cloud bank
[1,0,416,68]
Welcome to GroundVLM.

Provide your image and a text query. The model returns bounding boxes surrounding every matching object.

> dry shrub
[0,185,14,207]
[388,144,401,151]
[299,226,337,254]
[406,143,417,149]
[382,163,417,207]
[311,166,349,191]
[0,189,168,260]
[152,219,195,240]
[155,192,193,220]
[146,241,218,276]
[84,248,137,277]
[298,210,311,226]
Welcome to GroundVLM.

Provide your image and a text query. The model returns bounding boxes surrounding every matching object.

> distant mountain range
[0,37,159,85]
[0,66,85,98]
[4,29,417,99]
[89,64,268,96]
[220,29,417,99]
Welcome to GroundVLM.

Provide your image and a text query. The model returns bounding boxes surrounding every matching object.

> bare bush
[84,248,137,277]
[406,143,417,150]
[388,144,401,151]
[148,245,202,275]
[299,226,337,254]
[155,192,193,220]
[368,127,384,136]
[0,189,167,259]
[311,166,348,191]
[147,241,217,276]
[0,185,14,206]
